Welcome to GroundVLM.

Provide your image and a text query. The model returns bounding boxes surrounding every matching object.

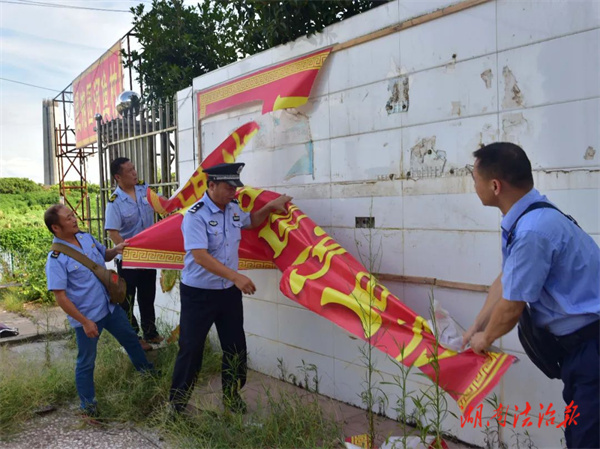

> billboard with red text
[73,42,123,148]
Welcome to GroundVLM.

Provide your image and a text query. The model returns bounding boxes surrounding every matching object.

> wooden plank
[332,0,492,53]
[375,273,489,293]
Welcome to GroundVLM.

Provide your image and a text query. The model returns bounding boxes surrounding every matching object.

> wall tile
[246,334,282,377]
[403,191,500,232]
[498,29,600,110]
[177,129,195,166]
[402,56,498,128]
[497,0,600,51]
[328,32,401,94]
[403,229,502,285]
[330,129,402,182]
[278,304,334,357]
[400,1,496,74]
[500,99,599,170]
[328,79,403,139]
[244,297,279,342]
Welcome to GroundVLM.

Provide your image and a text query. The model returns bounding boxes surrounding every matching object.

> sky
[0,0,162,184]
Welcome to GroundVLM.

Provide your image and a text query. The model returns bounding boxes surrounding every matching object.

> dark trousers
[115,259,158,340]
[169,283,247,410]
[561,337,599,448]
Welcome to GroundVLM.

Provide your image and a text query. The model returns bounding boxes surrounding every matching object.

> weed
[159,384,342,449]
[0,287,27,314]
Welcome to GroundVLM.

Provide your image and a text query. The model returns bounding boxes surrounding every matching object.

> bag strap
[51,242,100,273]
[506,201,580,247]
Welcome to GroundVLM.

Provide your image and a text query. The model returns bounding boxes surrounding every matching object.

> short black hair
[44,204,65,235]
[473,142,534,190]
[110,157,130,178]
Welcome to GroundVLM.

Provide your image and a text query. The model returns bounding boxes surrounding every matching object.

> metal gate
[95,96,179,246]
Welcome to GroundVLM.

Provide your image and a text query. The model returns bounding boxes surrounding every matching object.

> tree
[223,0,391,56]
[125,0,390,101]
[125,0,238,102]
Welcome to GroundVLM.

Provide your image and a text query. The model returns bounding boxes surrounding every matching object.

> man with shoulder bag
[44,204,154,420]
[462,143,599,449]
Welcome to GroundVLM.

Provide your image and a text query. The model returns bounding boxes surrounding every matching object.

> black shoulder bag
[508,202,580,379]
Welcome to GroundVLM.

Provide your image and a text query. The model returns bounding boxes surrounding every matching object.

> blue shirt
[501,188,600,336]
[46,232,115,328]
[181,193,251,289]
[105,183,154,239]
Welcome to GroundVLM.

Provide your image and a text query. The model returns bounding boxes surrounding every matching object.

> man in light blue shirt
[463,142,599,449]
[45,204,153,419]
[105,157,160,350]
[169,162,291,414]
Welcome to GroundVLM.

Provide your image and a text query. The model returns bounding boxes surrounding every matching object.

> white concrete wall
[160,0,599,446]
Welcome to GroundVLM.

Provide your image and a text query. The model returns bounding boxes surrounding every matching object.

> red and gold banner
[125,186,515,410]
[196,47,332,120]
[147,122,260,215]
[73,42,123,148]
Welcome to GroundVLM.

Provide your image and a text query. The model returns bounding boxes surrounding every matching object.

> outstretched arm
[104,241,128,262]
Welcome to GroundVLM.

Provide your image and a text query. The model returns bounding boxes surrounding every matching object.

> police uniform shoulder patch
[137,179,144,185]
[51,250,60,259]
[189,202,204,214]
[109,193,117,202]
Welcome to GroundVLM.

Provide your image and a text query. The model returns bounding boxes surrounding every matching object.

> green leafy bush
[0,177,43,194]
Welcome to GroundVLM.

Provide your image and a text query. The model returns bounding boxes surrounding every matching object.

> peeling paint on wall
[584,146,596,160]
[502,112,529,142]
[451,101,463,116]
[386,76,409,114]
[480,69,493,89]
[409,137,447,178]
[285,141,314,180]
[502,66,524,108]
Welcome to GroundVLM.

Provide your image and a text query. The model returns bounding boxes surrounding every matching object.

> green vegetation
[0,327,211,435]
[1,329,342,448]
[0,177,101,310]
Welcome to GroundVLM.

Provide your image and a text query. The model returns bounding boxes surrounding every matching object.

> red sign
[73,42,123,148]
[197,47,332,120]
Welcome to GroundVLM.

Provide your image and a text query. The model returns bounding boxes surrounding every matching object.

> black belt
[555,320,599,354]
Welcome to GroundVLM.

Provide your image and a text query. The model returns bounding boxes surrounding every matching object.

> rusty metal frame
[51,28,139,231]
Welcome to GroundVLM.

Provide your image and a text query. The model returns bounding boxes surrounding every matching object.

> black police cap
[203,162,245,187]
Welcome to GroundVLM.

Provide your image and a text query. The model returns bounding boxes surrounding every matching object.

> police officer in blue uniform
[105,157,162,350]
[463,143,599,449]
[45,204,153,418]
[169,162,292,413]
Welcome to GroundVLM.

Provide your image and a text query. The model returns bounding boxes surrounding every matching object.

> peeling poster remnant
[480,69,493,89]
[451,101,463,116]
[409,137,447,178]
[386,76,409,114]
[502,66,524,109]
[584,146,596,160]
[502,112,528,142]
[285,141,314,180]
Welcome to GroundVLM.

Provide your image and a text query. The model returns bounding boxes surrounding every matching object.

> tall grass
[159,387,342,449]
[1,326,342,448]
